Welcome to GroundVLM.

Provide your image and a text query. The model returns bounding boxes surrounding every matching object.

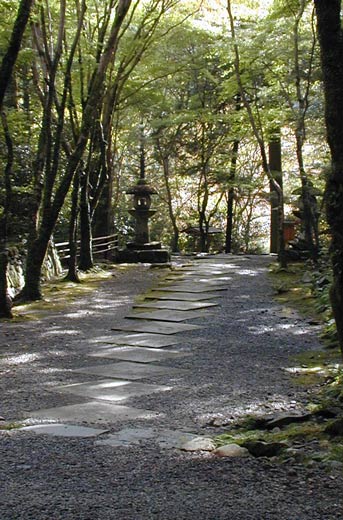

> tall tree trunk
[0,0,34,107]
[0,113,13,317]
[0,0,34,316]
[162,156,179,252]
[269,130,283,255]
[315,0,343,353]
[65,169,81,282]
[19,0,133,300]
[78,170,93,271]
[227,0,286,267]
[225,139,239,253]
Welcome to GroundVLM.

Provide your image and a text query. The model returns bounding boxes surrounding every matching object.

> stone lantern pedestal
[117,179,170,264]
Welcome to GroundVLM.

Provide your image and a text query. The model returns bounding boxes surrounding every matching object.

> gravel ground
[1,254,343,520]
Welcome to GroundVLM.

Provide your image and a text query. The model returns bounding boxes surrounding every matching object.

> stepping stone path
[20,257,233,449]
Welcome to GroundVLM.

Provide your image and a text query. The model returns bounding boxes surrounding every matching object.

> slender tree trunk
[0,0,34,107]
[225,139,239,253]
[0,113,13,317]
[161,156,179,252]
[65,169,81,282]
[227,0,286,267]
[78,171,93,271]
[19,0,132,300]
[0,0,34,316]
[315,0,343,353]
[269,130,283,255]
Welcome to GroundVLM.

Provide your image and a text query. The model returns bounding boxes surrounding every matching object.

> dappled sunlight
[36,367,67,375]
[235,268,262,276]
[283,364,341,376]
[247,321,317,336]
[41,329,80,336]
[0,352,42,365]
[248,325,275,334]
[196,393,302,426]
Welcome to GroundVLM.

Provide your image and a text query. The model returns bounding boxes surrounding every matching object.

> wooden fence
[55,234,119,261]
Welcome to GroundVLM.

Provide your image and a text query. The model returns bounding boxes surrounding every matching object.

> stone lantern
[117,125,170,264]
[126,179,157,246]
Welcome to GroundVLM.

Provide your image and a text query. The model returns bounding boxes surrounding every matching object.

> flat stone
[102,333,181,348]
[73,362,187,380]
[88,346,189,363]
[133,300,218,311]
[125,309,207,322]
[111,320,202,335]
[144,292,221,301]
[18,423,108,437]
[152,285,227,293]
[179,271,233,277]
[28,401,159,424]
[180,437,216,452]
[214,444,250,458]
[161,277,231,286]
[94,427,203,449]
[264,412,313,429]
[50,379,172,401]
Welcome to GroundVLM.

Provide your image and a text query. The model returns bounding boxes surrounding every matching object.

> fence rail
[55,234,119,261]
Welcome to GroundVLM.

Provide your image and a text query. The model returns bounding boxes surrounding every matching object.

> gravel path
[1,254,342,520]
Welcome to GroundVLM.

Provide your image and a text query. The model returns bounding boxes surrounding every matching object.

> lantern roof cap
[126,178,157,195]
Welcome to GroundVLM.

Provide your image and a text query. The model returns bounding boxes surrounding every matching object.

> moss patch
[11,266,117,320]
[0,422,23,430]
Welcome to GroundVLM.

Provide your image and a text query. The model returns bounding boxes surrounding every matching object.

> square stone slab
[88,346,189,363]
[133,300,218,311]
[101,333,181,348]
[144,292,221,301]
[72,362,187,380]
[152,285,227,293]
[50,379,172,401]
[161,277,231,285]
[18,423,108,437]
[28,401,159,424]
[177,277,232,284]
[125,309,207,322]
[95,427,200,449]
[111,320,202,335]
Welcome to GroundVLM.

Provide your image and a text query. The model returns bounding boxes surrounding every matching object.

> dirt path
[1,255,342,520]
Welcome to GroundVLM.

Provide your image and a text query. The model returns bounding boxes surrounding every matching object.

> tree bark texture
[225,140,239,254]
[65,169,81,283]
[269,132,283,255]
[0,114,14,317]
[0,0,34,108]
[315,0,343,351]
[78,171,94,271]
[20,0,132,300]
